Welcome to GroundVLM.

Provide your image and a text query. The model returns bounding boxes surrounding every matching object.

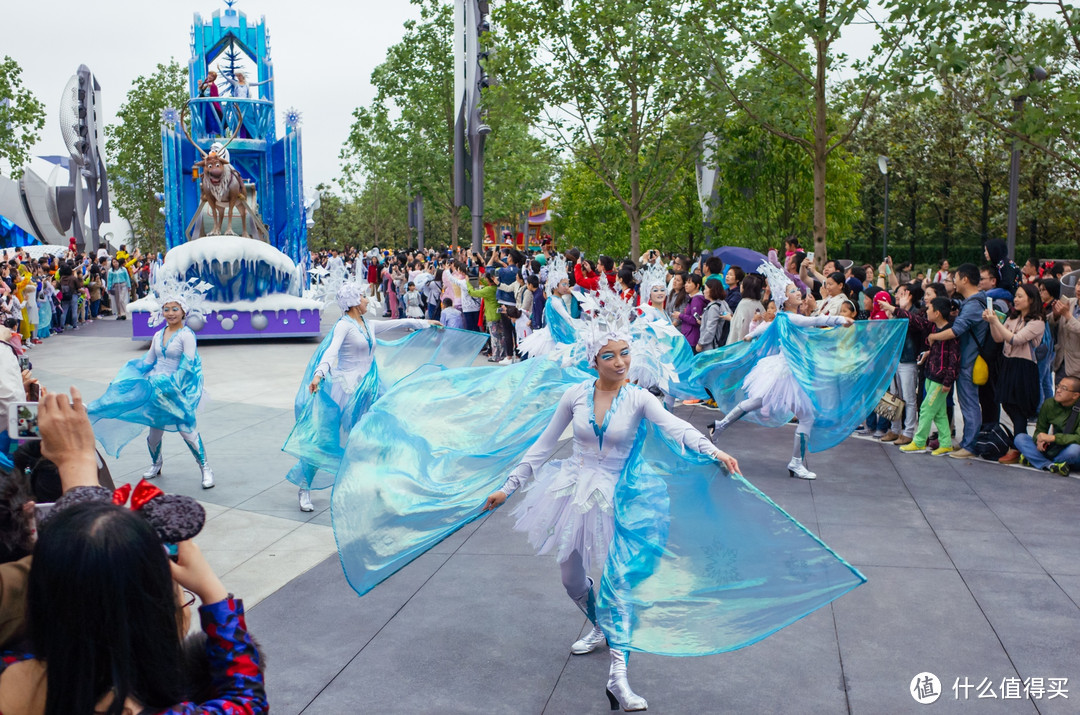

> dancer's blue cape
[283,324,488,490]
[545,297,578,345]
[88,353,204,458]
[331,357,866,656]
[690,313,908,452]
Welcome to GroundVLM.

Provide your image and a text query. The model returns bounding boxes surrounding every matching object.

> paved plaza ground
[27,312,1080,714]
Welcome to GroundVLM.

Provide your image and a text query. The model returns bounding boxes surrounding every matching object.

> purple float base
[131,308,322,340]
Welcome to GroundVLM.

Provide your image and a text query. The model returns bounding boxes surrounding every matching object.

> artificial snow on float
[129,235,323,340]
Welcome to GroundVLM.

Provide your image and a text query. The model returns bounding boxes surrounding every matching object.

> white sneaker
[200,465,215,489]
[298,488,314,512]
[498,357,514,365]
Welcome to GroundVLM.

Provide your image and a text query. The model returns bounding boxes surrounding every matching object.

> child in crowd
[439,298,464,329]
[901,297,960,455]
[403,282,424,319]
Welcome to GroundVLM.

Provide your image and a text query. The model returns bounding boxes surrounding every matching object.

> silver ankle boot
[298,488,314,512]
[788,432,816,479]
[570,579,607,654]
[142,457,163,479]
[787,457,816,480]
[708,407,745,442]
[200,465,215,489]
[606,648,647,711]
[572,624,607,655]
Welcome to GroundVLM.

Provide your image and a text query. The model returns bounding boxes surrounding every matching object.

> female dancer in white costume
[709,262,853,480]
[484,309,739,711]
[289,281,437,512]
[89,278,215,488]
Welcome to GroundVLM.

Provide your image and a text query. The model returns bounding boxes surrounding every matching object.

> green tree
[342,0,552,249]
[105,60,187,252]
[688,0,913,267]
[0,56,46,178]
[495,0,706,259]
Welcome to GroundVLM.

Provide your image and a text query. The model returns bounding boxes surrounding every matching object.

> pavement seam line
[888,447,1031,699]
[298,514,486,712]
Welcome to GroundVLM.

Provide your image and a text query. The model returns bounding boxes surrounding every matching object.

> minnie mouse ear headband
[43,479,206,544]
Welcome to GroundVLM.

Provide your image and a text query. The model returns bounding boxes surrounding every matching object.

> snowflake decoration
[703,540,741,584]
[161,106,181,127]
[283,107,303,129]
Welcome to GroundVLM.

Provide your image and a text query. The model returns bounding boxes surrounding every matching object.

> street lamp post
[1006,65,1048,261]
[877,156,889,262]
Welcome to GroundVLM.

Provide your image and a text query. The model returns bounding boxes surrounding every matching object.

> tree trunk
[630,211,642,262]
[908,192,917,266]
[811,32,828,269]
[1028,171,1039,261]
[980,181,991,243]
[942,179,952,260]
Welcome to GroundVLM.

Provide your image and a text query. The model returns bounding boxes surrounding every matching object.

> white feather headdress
[550,281,674,390]
[308,263,381,315]
[636,261,669,300]
[545,255,569,297]
[757,260,794,305]
[145,263,212,327]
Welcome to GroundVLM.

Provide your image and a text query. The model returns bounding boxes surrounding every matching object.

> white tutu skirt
[511,459,615,573]
[743,353,815,419]
[518,328,557,358]
[405,306,424,318]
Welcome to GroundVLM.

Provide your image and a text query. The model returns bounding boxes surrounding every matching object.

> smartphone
[986,296,993,313]
[9,401,39,440]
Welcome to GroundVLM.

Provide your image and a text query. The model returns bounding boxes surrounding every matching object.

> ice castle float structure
[130,2,318,339]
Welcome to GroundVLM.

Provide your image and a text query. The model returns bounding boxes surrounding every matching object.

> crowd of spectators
[312,238,1079,475]
[0,243,159,353]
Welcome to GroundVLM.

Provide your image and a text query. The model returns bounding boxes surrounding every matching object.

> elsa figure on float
[708,261,853,480]
[484,297,740,712]
[283,279,440,512]
[88,274,217,489]
[518,256,582,358]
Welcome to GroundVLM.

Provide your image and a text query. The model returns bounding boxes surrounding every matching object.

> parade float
[130,1,316,339]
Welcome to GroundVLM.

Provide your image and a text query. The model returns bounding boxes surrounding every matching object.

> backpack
[1035,320,1054,363]
[972,423,1013,461]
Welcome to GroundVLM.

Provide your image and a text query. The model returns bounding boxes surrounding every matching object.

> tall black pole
[1006,96,1024,262]
[882,171,889,262]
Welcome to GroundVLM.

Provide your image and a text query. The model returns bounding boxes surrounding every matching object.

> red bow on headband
[112,480,164,511]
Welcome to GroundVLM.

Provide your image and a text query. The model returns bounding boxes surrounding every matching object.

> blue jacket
[949,291,989,369]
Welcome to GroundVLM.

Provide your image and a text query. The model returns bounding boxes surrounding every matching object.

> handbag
[874,390,905,423]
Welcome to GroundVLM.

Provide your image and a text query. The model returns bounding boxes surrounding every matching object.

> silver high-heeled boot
[298,488,314,512]
[570,578,607,654]
[143,438,163,478]
[183,434,215,489]
[787,432,816,480]
[606,648,647,711]
[708,406,746,442]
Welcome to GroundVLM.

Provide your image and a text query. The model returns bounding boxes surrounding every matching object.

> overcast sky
[4,0,422,191]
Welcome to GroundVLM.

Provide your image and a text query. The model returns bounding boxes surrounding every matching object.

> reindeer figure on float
[179,101,268,240]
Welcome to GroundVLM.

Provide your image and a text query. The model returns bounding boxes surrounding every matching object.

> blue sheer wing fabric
[88,353,204,458]
[597,422,865,656]
[331,359,592,597]
[283,325,488,490]
[689,314,907,451]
